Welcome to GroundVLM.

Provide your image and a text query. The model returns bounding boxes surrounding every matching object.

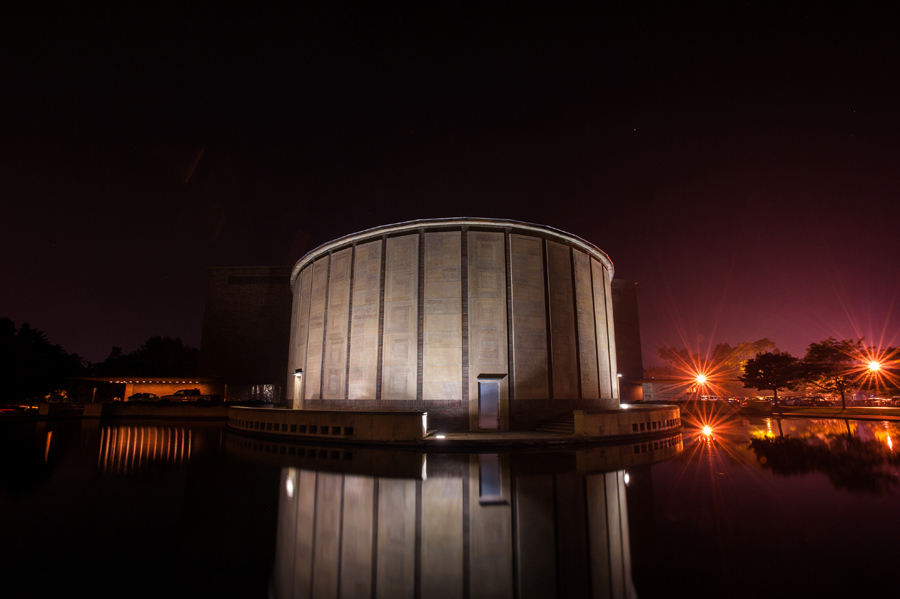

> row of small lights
[110,380,202,384]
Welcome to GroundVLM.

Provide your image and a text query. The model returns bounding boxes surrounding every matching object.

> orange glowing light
[889,436,893,451]
[702,425,712,436]
[696,374,707,384]
[868,361,882,372]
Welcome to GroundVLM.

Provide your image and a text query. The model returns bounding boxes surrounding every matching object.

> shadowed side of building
[612,279,644,402]
[199,266,293,402]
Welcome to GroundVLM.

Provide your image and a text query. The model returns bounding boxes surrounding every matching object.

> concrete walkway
[418,429,678,449]
[769,406,900,421]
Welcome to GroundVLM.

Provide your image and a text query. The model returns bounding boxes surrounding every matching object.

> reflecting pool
[2,417,899,598]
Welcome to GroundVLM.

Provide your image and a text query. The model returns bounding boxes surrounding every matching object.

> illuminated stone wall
[288,219,619,431]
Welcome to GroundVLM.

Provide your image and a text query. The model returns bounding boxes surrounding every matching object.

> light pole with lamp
[867,359,882,405]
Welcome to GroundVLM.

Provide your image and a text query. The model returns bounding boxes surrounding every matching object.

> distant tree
[92,336,199,377]
[0,318,85,404]
[654,346,716,384]
[801,337,865,410]
[712,339,778,373]
[643,363,681,378]
[739,351,800,408]
[132,336,199,375]
[654,338,780,392]
[657,338,779,376]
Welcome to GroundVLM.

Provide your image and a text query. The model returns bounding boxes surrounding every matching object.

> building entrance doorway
[478,380,500,430]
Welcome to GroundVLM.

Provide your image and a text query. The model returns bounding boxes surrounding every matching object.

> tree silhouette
[749,433,900,495]
[0,318,85,404]
[92,336,199,376]
[739,351,800,408]
[801,338,864,409]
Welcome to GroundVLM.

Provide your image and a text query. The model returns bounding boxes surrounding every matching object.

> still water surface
[2,417,899,598]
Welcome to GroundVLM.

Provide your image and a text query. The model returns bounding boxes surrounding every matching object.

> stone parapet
[228,406,426,442]
[574,405,681,438]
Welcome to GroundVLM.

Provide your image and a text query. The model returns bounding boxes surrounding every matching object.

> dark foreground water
[2,416,899,598]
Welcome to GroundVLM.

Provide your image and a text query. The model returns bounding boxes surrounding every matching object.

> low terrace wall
[228,407,427,443]
[575,405,681,438]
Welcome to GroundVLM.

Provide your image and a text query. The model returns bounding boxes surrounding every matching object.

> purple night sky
[2,4,899,365]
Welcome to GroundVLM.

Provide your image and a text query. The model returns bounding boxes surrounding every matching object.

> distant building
[640,382,688,403]
[285,218,624,432]
[199,266,292,402]
[611,279,644,402]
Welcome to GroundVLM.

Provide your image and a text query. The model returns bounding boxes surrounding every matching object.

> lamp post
[293,368,304,410]
[695,374,707,400]
[617,373,623,402]
[867,360,881,404]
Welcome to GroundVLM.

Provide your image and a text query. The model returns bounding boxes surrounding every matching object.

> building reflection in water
[97,426,192,473]
[268,444,673,599]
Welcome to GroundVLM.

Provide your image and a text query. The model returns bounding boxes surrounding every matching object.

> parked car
[126,393,159,402]
[162,388,202,402]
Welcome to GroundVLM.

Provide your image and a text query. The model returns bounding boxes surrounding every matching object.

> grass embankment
[647,400,900,423]
[744,404,900,421]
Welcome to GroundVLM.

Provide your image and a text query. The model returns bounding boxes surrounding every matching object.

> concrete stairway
[536,414,575,434]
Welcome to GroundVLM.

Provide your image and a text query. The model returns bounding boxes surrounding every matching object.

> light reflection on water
[97,425,192,472]
[228,430,684,598]
[631,417,900,599]
[272,462,634,599]
[6,417,900,597]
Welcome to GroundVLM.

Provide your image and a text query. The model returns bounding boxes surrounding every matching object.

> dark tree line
[92,336,199,377]
[0,318,86,404]
[648,338,778,379]
[739,337,898,409]
[749,432,900,495]
[1,317,200,404]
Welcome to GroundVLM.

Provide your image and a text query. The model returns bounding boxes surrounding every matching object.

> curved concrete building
[287,218,619,432]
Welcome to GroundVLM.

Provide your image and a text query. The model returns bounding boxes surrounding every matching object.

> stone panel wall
[603,263,619,392]
[547,240,578,399]
[573,250,600,399]
[509,234,548,399]
[382,234,419,400]
[304,257,329,399]
[322,248,351,399]
[423,231,462,399]
[591,258,613,398]
[467,231,509,428]
[348,240,382,399]
[288,267,312,407]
